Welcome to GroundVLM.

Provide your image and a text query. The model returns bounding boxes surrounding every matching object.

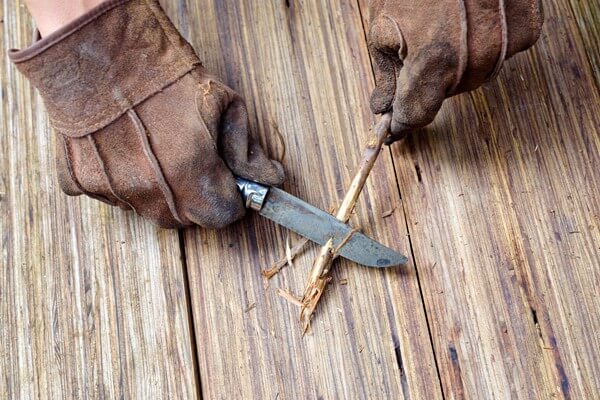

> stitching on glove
[50,61,195,136]
[128,109,184,225]
[61,134,118,206]
[381,14,406,60]
[60,135,86,196]
[88,135,138,213]
[488,0,508,80]
[35,0,201,136]
[195,80,219,148]
[8,0,133,63]
[449,0,469,95]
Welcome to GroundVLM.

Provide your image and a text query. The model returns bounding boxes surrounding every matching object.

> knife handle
[234,177,270,211]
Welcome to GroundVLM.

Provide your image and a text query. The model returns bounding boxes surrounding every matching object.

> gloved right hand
[10,0,284,229]
[368,0,543,143]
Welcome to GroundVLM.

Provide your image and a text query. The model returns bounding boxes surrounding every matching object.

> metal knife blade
[235,177,407,268]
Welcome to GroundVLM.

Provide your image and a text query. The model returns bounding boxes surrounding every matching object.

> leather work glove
[368,0,543,143]
[9,0,284,229]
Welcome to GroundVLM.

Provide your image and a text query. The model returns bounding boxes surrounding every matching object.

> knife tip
[375,254,409,268]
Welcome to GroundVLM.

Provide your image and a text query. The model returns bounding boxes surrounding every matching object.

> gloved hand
[368,0,543,143]
[10,0,284,228]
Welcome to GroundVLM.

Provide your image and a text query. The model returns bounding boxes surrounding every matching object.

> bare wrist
[24,0,107,37]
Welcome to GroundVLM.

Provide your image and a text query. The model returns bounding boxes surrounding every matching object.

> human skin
[24,0,106,36]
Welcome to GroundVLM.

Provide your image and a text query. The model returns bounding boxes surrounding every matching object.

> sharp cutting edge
[235,177,408,268]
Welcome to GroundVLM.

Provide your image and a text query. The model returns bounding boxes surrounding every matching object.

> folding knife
[236,177,407,268]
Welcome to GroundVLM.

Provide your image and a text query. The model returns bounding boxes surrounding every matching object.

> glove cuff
[9,0,200,137]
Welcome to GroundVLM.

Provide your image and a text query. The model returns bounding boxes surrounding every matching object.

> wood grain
[3,0,599,398]
[0,1,199,399]
[177,0,441,399]
[370,0,600,398]
[568,0,600,88]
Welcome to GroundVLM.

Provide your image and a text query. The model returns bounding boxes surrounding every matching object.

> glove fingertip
[370,84,394,115]
[238,159,285,187]
[389,117,412,139]
[266,160,286,186]
[260,160,285,186]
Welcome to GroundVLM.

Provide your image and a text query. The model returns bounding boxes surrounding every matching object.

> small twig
[262,237,310,279]
[277,288,303,307]
[299,113,393,330]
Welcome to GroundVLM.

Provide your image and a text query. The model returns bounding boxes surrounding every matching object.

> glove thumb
[387,44,458,143]
[369,15,406,115]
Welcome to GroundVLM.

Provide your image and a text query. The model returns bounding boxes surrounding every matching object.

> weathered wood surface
[179,1,441,399]
[0,1,199,399]
[382,0,600,398]
[3,0,600,399]
[568,0,600,87]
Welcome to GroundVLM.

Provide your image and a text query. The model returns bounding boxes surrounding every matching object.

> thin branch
[299,113,392,331]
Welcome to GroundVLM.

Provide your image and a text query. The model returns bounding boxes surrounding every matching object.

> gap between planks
[178,230,203,400]
[353,1,447,397]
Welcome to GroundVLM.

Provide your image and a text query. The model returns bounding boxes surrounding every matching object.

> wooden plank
[0,2,199,398]
[568,0,600,88]
[370,0,600,398]
[179,0,442,398]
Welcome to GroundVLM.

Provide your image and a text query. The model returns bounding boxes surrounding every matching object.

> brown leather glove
[369,0,543,142]
[10,0,284,229]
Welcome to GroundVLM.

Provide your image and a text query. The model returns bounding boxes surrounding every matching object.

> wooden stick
[299,113,393,331]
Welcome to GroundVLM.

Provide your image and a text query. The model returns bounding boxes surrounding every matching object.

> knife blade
[235,177,407,268]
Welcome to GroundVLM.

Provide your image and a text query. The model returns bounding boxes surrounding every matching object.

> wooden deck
[2,0,599,398]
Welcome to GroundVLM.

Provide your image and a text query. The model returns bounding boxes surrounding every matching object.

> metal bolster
[234,177,269,211]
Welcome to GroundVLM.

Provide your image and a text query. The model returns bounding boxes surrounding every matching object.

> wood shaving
[277,288,303,307]
[262,237,310,279]
[285,235,295,269]
[270,121,286,163]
